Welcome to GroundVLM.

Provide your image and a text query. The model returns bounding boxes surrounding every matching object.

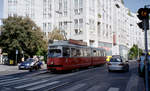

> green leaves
[0,16,48,62]
[128,44,143,60]
[48,28,66,41]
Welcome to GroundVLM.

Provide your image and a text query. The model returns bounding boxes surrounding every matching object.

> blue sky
[124,0,150,13]
[0,0,150,18]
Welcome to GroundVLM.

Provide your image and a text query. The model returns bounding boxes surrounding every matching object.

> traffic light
[137,20,149,30]
[137,8,150,30]
[137,22,144,30]
[137,8,149,20]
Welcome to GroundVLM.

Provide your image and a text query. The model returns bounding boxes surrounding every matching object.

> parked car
[18,58,43,70]
[107,56,129,72]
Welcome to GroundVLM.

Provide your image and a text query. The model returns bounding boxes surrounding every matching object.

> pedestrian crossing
[0,75,121,91]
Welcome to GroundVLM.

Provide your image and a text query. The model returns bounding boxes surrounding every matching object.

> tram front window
[48,49,61,57]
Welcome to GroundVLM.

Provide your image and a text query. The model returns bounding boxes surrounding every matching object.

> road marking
[0,77,20,82]
[0,76,14,80]
[15,79,50,89]
[108,87,119,91]
[87,85,103,91]
[26,81,60,91]
[125,74,138,91]
[4,75,56,86]
[47,82,70,91]
[63,83,86,91]
[1,78,29,86]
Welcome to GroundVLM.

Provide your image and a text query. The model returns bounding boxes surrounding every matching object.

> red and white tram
[47,39,106,72]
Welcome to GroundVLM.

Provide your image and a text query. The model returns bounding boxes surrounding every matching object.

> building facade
[3,0,144,58]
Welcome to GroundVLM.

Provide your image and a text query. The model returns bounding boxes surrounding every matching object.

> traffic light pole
[144,19,149,91]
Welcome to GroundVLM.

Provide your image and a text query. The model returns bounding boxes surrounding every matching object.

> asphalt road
[0,61,145,91]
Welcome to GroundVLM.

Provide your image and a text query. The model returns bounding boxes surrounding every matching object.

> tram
[47,39,106,72]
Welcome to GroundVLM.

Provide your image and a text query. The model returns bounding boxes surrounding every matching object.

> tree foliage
[48,28,66,41]
[128,44,143,60]
[121,0,124,4]
[0,16,48,62]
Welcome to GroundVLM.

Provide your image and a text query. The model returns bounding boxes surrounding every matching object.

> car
[107,56,129,72]
[18,58,43,70]
[18,58,35,70]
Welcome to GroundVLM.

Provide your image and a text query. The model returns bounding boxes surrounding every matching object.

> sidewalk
[0,64,18,72]
[0,63,47,72]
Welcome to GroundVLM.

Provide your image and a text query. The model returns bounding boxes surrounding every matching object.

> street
[0,61,145,91]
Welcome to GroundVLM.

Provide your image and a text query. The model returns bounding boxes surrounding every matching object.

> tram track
[46,66,106,91]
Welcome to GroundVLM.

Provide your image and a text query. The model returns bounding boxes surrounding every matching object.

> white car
[107,57,129,72]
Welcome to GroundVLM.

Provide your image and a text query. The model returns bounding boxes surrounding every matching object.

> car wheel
[126,67,129,72]
[29,67,33,72]
[108,69,111,72]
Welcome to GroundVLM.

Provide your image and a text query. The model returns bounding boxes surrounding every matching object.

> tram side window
[71,48,77,57]
[80,49,84,57]
[100,50,103,56]
[104,51,106,56]
[93,50,97,56]
[101,51,104,56]
[76,49,81,57]
[63,47,70,57]
[83,49,87,56]
[87,48,90,56]
[99,50,101,56]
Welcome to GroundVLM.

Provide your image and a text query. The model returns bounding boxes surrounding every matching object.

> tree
[121,0,124,4]
[48,28,66,42]
[128,44,143,60]
[0,16,48,63]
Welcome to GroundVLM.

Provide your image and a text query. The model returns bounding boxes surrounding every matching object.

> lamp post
[16,49,18,65]
[137,40,140,59]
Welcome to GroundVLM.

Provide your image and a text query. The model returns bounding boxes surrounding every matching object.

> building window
[74,19,78,28]
[74,0,78,9]
[79,18,83,28]
[59,0,62,11]
[64,21,67,30]
[79,0,83,8]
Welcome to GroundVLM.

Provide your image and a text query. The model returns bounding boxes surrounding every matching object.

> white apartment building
[3,0,144,57]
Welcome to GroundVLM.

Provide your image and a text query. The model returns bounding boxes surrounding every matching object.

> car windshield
[48,49,61,57]
[110,58,122,62]
[23,59,34,63]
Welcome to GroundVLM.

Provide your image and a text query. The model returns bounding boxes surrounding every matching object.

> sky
[0,0,150,18]
[0,0,3,25]
[124,0,150,13]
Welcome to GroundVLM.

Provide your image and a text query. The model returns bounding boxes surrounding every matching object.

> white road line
[87,85,103,91]
[62,83,86,91]
[15,79,50,89]
[125,74,138,91]
[26,81,60,91]
[1,78,29,86]
[0,77,20,82]
[108,87,119,91]
[0,76,14,80]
